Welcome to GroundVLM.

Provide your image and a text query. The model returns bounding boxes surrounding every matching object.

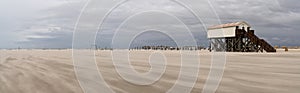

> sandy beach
[0,50,299,93]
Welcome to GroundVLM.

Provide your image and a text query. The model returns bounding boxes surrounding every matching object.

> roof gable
[208,21,251,30]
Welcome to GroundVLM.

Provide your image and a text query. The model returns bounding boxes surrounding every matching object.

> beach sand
[0,50,299,93]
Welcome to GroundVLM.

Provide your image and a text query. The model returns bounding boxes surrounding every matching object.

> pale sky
[0,0,299,49]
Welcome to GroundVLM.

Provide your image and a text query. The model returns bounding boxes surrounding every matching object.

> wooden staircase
[241,28,276,52]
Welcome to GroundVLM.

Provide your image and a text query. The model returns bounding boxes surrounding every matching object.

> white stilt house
[207,21,276,52]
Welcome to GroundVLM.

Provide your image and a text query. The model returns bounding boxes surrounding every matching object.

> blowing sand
[0,50,299,93]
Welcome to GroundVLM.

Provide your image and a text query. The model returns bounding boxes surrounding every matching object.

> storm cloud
[0,0,299,48]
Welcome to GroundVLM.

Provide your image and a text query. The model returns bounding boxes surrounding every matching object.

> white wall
[207,27,236,38]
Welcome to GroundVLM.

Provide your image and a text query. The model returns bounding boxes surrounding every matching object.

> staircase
[241,29,276,52]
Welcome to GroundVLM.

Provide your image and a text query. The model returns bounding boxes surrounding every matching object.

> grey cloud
[12,0,300,48]
[278,0,300,13]
[16,1,84,48]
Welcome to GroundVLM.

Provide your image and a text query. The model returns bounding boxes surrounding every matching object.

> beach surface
[0,49,299,93]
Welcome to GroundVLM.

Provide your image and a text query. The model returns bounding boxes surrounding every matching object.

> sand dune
[0,50,299,93]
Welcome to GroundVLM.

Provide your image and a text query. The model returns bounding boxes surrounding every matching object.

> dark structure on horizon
[131,46,206,51]
[207,21,276,52]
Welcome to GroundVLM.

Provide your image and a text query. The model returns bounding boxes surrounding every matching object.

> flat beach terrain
[0,49,299,93]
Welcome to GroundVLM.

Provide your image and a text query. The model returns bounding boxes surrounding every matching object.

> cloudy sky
[0,0,299,49]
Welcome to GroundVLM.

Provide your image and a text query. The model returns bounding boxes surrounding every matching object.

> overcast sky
[0,0,299,49]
